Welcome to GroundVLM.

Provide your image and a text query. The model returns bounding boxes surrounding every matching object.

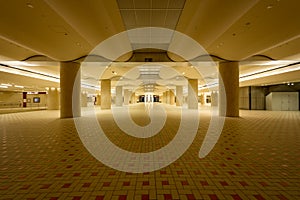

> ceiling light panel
[152,0,168,9]
[117,0,186,29]
[168,0,186,9]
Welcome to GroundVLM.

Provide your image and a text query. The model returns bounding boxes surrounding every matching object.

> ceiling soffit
[0,37,37,61]
[128,50,172,62]
[175,0,259,50]
[207,0,300,60]
[44,0,127,47]
[0,1,93,61]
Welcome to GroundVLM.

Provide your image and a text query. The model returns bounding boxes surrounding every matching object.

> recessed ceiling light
[26,3,34,8]
[267,4,273,9]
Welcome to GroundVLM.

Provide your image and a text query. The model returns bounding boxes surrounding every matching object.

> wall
[26,93,47,108]
[250,86,265,110]
[0,91,23,108]
[239,86,265,110]
[266,92,299,111]
[266,93,272,110]
[239,87,249,109]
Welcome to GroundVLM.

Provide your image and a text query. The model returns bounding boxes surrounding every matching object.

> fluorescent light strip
[240,62,300,82]
[1,83,12,87]
[240,61,300,79]
[0,64,59,83]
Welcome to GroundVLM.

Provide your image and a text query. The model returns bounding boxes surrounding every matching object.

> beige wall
[266,92,299,111]
[239,87,250,109]
[27,93,47,107]
[0,91,22,108]
[239,86,265,110]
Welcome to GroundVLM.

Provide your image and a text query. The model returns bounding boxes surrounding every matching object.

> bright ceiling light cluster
[0,83,25,89]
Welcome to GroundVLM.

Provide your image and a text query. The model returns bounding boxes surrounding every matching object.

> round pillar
[81,92,88,107]
[101,79,111,109]
[115,86,123,106]
[188,79,198,109]
[170,90,175,105]
[60,61,81,118]
[176,86,183,106]
[219,61,239,117]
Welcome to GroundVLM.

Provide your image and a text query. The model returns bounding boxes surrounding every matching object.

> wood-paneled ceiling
[0,0,300,92]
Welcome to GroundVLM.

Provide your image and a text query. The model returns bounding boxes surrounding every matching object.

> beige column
[166,90,170,104]
[101,79,111,109]
[162,92,166,103]
[60,61,81,118]
[170,90,175,105]
[124,89,131,105]
[47,87,60,110]
[131,92,136,104]
[211,91,218,107]
[81,92,88,107]
[199,93,205,105]
[188,79,198,109]
[176,86,183,106]
[219,61,239,117]
[115,86,123,106]
[95,94,101,105]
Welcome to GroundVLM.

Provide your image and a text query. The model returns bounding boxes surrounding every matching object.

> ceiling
[0,0,300,94]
